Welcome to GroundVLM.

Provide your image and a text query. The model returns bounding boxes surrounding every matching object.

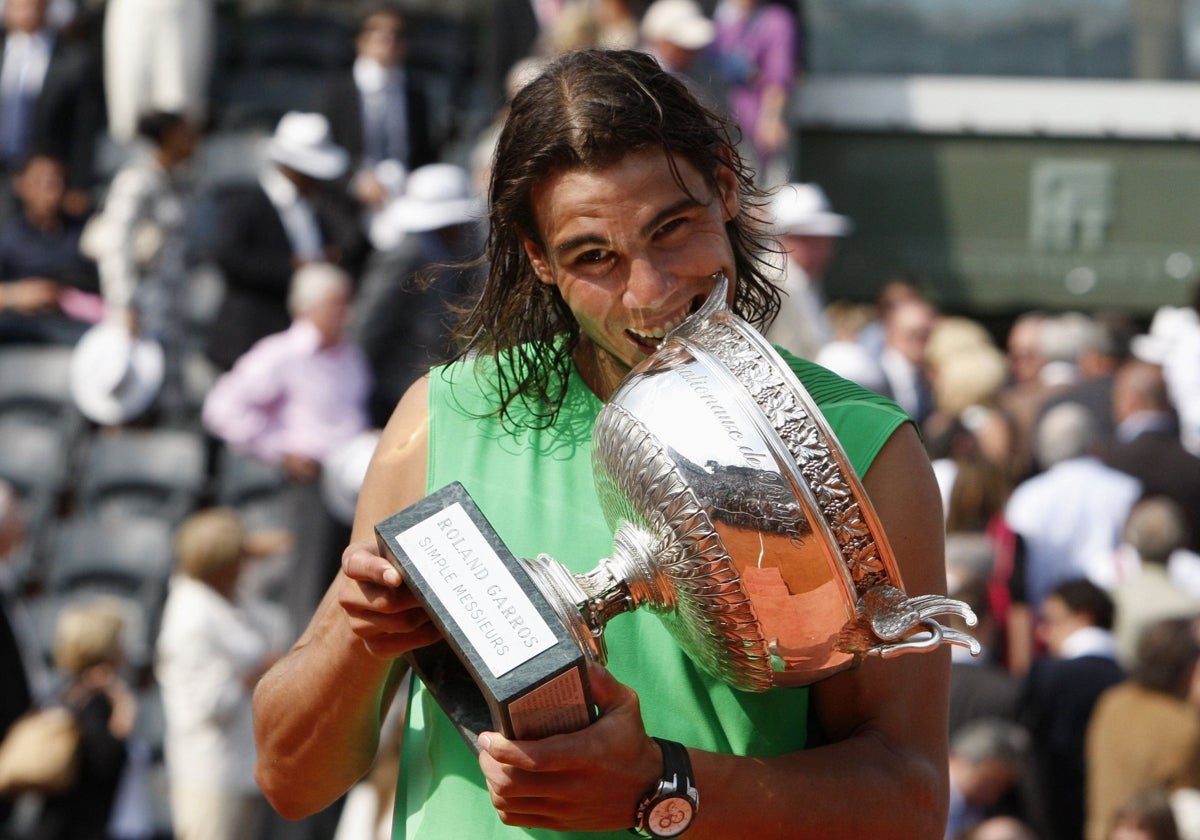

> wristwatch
[632,738,699,838]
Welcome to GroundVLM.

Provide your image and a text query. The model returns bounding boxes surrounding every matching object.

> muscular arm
[253,377,439,819]
[480,423,951,838]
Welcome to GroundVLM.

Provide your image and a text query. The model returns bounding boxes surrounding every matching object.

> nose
[622,258,674,311]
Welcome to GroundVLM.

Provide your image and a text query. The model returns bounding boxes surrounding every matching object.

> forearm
[687,729,946,839]
[253,588,401,819]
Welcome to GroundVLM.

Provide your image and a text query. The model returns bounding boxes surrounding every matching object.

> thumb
[587,661,636,716]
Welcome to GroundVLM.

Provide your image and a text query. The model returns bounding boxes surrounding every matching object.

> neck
[573,336,628,403]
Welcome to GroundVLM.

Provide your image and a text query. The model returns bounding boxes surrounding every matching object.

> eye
[654,217,687,239]
[577,248,609,265]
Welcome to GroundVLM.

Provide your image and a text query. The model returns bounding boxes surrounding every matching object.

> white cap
[379,163,485,234]
[267,112,350,181]
[768,183,853,237]
[640,0,716,51]
[1131,305,1200,364]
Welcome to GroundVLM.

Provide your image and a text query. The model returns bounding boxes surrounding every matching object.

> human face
[357,11,407,68]
[15,155,65,221]
[523,149,740,399]
[309,283,352,346]
[1036,594,1086,657]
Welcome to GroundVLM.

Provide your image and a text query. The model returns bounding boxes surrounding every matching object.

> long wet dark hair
[452,48,781,428]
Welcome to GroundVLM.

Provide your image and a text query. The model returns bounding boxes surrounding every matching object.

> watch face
[646,796,695,838]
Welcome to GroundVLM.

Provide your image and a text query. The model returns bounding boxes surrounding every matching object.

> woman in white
[102,0,213,144]
[155,508,287,840]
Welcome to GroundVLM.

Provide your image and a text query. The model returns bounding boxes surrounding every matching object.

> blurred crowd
[0,1,1198,839]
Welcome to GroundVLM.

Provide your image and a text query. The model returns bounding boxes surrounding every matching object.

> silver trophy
[378,274,977,745]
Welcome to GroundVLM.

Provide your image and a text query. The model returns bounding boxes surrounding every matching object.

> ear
[521,234,555,286]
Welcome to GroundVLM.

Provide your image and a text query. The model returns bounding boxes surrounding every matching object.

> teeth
[630,309,689,342]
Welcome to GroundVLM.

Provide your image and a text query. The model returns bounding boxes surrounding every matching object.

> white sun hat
[641,0,716,50]
[267,112,350,181]
[70,322,165,426]
[377,163,485,235]
[768,183,854,237]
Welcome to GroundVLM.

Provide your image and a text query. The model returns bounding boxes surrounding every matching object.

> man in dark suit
[1017,579,1124,840]
[318,4,438,214]
[0,0,104,218]
[1099,357,1200,555]
[205,112,364,372]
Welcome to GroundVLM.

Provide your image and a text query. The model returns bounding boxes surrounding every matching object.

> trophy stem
[524,523,671,667]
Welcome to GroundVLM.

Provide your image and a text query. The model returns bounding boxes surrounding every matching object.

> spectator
[762,181,848,361]
[0,0,104,217]
[156,507,289,840]
[811,299,887,393]
[1087,617,1200,840]
[878,295,938,428]
[467,55,547,196]
[1001,402,1142,675]
[1163,287,1200,458]
[998,311,1093,480]
[1098,358,1200,556]
[0,152,99,344]
[349,162,484,426]
[639,0,725,112]
[204,111,360,372]
[1112,497,1200,668]
[203,261,372,633]
[102,0,213,144]
[946,718,1031,840]
[482,0,562,114]
[1017,578,1125,840]
[1037,310,1136,440]
[712,0,799,186]
[32,596,138,840]
[87,110,200,423]
[318,4,439,216]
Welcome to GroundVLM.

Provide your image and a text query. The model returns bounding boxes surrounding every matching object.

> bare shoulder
[861,422,947,595]
[351,376,432,542]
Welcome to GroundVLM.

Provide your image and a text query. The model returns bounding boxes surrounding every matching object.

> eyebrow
[551,196,704,259]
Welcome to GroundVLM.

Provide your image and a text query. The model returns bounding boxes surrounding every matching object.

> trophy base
[376,483,597,751]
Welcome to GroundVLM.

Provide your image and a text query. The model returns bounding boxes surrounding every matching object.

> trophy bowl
[523,274,978,691]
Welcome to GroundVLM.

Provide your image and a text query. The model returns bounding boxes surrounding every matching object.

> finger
[586,662,631,714]
[358,623,443,659]
[342,540,403,587]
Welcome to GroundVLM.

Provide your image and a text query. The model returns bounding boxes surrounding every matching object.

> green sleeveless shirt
[395,347,909,839]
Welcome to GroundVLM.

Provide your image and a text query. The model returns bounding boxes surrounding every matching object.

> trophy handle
[850,585,982,660]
